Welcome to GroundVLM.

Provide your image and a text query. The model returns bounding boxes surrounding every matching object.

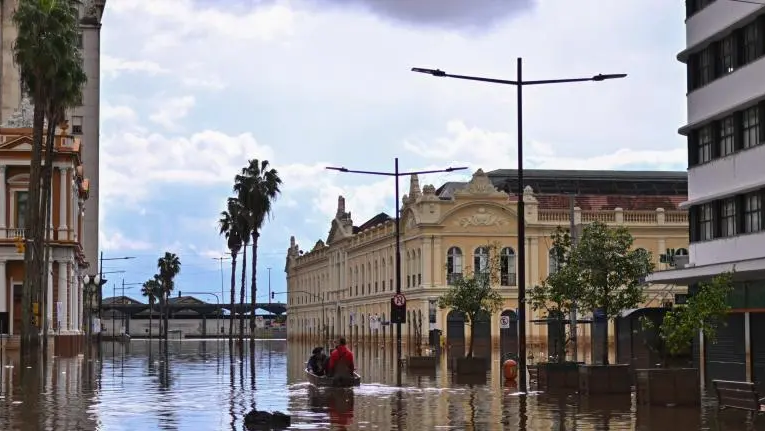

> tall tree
[219,198,244,341]
[157,252,181,340]
[141,277,162,340]
[233,159,282,336]
[13,0,82,353]
[573,221,654,365]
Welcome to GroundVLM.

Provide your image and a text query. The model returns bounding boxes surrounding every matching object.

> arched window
[446,247,463,285]
[374,260,379,293]
[381,258,386,290]
[549,247,563,275]
[416,248,422,286]
[367,263,371,294]
[500,247,516,286]
[354,266,359,296]
[361,265,366,295]
[675,248,689,256]
[474,247,490,278]
[406,250,412,288]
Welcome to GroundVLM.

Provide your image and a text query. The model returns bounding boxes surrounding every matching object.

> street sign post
[391,293,406,324]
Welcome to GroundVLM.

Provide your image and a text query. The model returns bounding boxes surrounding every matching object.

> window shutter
[688,131,698,167]
[689,206,698,243]
[734,111,744,151]
[736,194,746,234]
[713,200,722,238]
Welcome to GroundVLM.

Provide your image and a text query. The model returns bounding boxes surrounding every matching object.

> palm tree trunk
[149,298,153,341]
[239,246,247,343]
[164,290,170,342]
[40,116,58,354]
[21,101,47,356]
[249,233,258,338]
[229,256,237,342]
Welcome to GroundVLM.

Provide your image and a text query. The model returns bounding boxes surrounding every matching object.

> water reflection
[0,339,762,429]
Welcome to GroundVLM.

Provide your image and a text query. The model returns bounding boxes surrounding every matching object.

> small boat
[305,368,361,388]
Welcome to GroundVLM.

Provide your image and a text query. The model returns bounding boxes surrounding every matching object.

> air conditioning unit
[674,255,690,269]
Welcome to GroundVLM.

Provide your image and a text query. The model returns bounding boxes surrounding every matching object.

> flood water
[0,339,761,430]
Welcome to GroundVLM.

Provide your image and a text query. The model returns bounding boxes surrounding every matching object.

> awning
[646,257,765,285]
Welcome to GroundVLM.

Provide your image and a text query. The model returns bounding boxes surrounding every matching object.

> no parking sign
[499,315,511,329]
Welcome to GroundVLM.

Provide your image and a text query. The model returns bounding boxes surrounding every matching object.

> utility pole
[212,256,230,336]
[267,267,272,304]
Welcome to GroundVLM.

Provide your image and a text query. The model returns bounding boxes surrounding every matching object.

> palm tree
[157,252,181,340]
[219,198,244,341]
[141,277,162,340]
[233,159,282,336]
[13,0,82,353]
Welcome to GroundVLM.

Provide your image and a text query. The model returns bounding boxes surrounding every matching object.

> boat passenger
[307,347,328,375]
[327,337,355,381]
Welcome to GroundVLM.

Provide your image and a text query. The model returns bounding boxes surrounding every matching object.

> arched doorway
[446,310,466,359]
[500,309,519,360]
[472,310,492,358]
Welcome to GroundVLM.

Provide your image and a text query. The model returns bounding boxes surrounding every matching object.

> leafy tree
[438,243,504,358]
[13,0,82,352]
[573,221,654,364]
[157,252,181,340]
[528,227,585,363]
[642,272,733,363]
[219,197,246,341]
[234,159,282,337]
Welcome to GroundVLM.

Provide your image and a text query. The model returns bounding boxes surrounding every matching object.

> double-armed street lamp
[412,58,626,392]
[326,159,468,386]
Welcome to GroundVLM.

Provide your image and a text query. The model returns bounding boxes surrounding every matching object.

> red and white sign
[393,293,406,307]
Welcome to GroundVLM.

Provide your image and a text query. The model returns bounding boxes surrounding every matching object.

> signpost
[391,293,406,324]
[500,315,511,329]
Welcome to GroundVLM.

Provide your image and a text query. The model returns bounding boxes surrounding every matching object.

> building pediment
[0,135,32,151]
[439,203,518,232]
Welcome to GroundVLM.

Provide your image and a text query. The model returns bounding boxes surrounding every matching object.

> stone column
[47,261,53,331]
[48,189,53,237]
[0,166,6,231]
[58,260,68,332]
[0,260,6,313]
[58,168,68,239]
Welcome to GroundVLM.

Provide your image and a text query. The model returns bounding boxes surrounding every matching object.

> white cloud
[101,103,138,123]
[101,55,168,78]
[149,96,196,130]
[101,128,274,204]
[99,231,153,251]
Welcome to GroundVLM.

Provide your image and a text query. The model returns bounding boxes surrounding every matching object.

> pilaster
[58,168,68,239]
[0,166,6,230]
[0,260,6,313]
[58,260,68,332]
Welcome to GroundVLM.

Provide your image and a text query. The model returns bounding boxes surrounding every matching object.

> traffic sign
[393,294,406,307]
[500,315,511,329]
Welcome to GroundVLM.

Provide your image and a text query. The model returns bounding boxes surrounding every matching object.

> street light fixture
[97,254,136,342]
[412,58,626,392]
[326,159,468,386]
[83,274,105,345]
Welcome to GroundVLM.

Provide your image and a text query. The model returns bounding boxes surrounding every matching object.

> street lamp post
[326,159,467,386]
[412,58,626,392]
[98,254,136,342]
[82,274,105,354]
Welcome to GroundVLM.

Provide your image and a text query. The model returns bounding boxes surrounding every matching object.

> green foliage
[573,221,654,320]
[438,243,504,357]
[643,272,733,357]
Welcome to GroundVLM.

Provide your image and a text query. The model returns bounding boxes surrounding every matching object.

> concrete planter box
[408,356,438,369]
[635,368,701,407]
[578,364,631,395]
[454,357,488,375]
[537,362,580,391]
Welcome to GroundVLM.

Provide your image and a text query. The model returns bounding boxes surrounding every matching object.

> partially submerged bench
[712,380,765,419]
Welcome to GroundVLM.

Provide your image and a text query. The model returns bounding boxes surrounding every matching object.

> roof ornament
[2,96,35,128]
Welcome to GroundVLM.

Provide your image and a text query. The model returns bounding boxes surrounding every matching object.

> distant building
[285,168,689,353]
[649,2,765,390]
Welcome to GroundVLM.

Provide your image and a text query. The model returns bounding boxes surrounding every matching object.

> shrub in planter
[438,243,503,374]
[636,272,734,407]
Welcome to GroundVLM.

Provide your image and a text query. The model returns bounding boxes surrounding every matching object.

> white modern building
[650,0,765,389]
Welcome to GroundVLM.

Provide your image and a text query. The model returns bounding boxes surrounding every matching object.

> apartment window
[446,247,463,285]
[719,35,736,74]
[500,247,516,286]
[719,116,735,156]
[744,192,762,233]
[72,116,83,134]
[698,203,714,240]
[389,278,393,291]
[697,125,713,164]
[742,21,762,64]
[15,191,28,229]
[549,247,563,275]
[743,106,761,149]
[473,247,490,278]
[720,198,737,237]
[696,46,714,88]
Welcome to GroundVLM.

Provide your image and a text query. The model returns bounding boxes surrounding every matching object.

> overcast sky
[98,0,686,303]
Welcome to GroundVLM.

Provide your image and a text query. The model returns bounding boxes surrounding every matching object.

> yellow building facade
[285,169,689,353]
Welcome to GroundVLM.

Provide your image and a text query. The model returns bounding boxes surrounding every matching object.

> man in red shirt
[327,337,355,378]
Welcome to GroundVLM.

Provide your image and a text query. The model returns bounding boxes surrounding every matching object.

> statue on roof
[2,96,34,128]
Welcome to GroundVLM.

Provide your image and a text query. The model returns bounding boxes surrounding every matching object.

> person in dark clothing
[307,347,328,375]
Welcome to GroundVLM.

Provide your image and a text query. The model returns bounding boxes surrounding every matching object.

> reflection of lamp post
[412,60,627,392]
[327,159,468,387]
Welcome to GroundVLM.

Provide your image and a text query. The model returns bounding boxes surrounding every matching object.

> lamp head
[94,274,101,285]
[83,275,90,285]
